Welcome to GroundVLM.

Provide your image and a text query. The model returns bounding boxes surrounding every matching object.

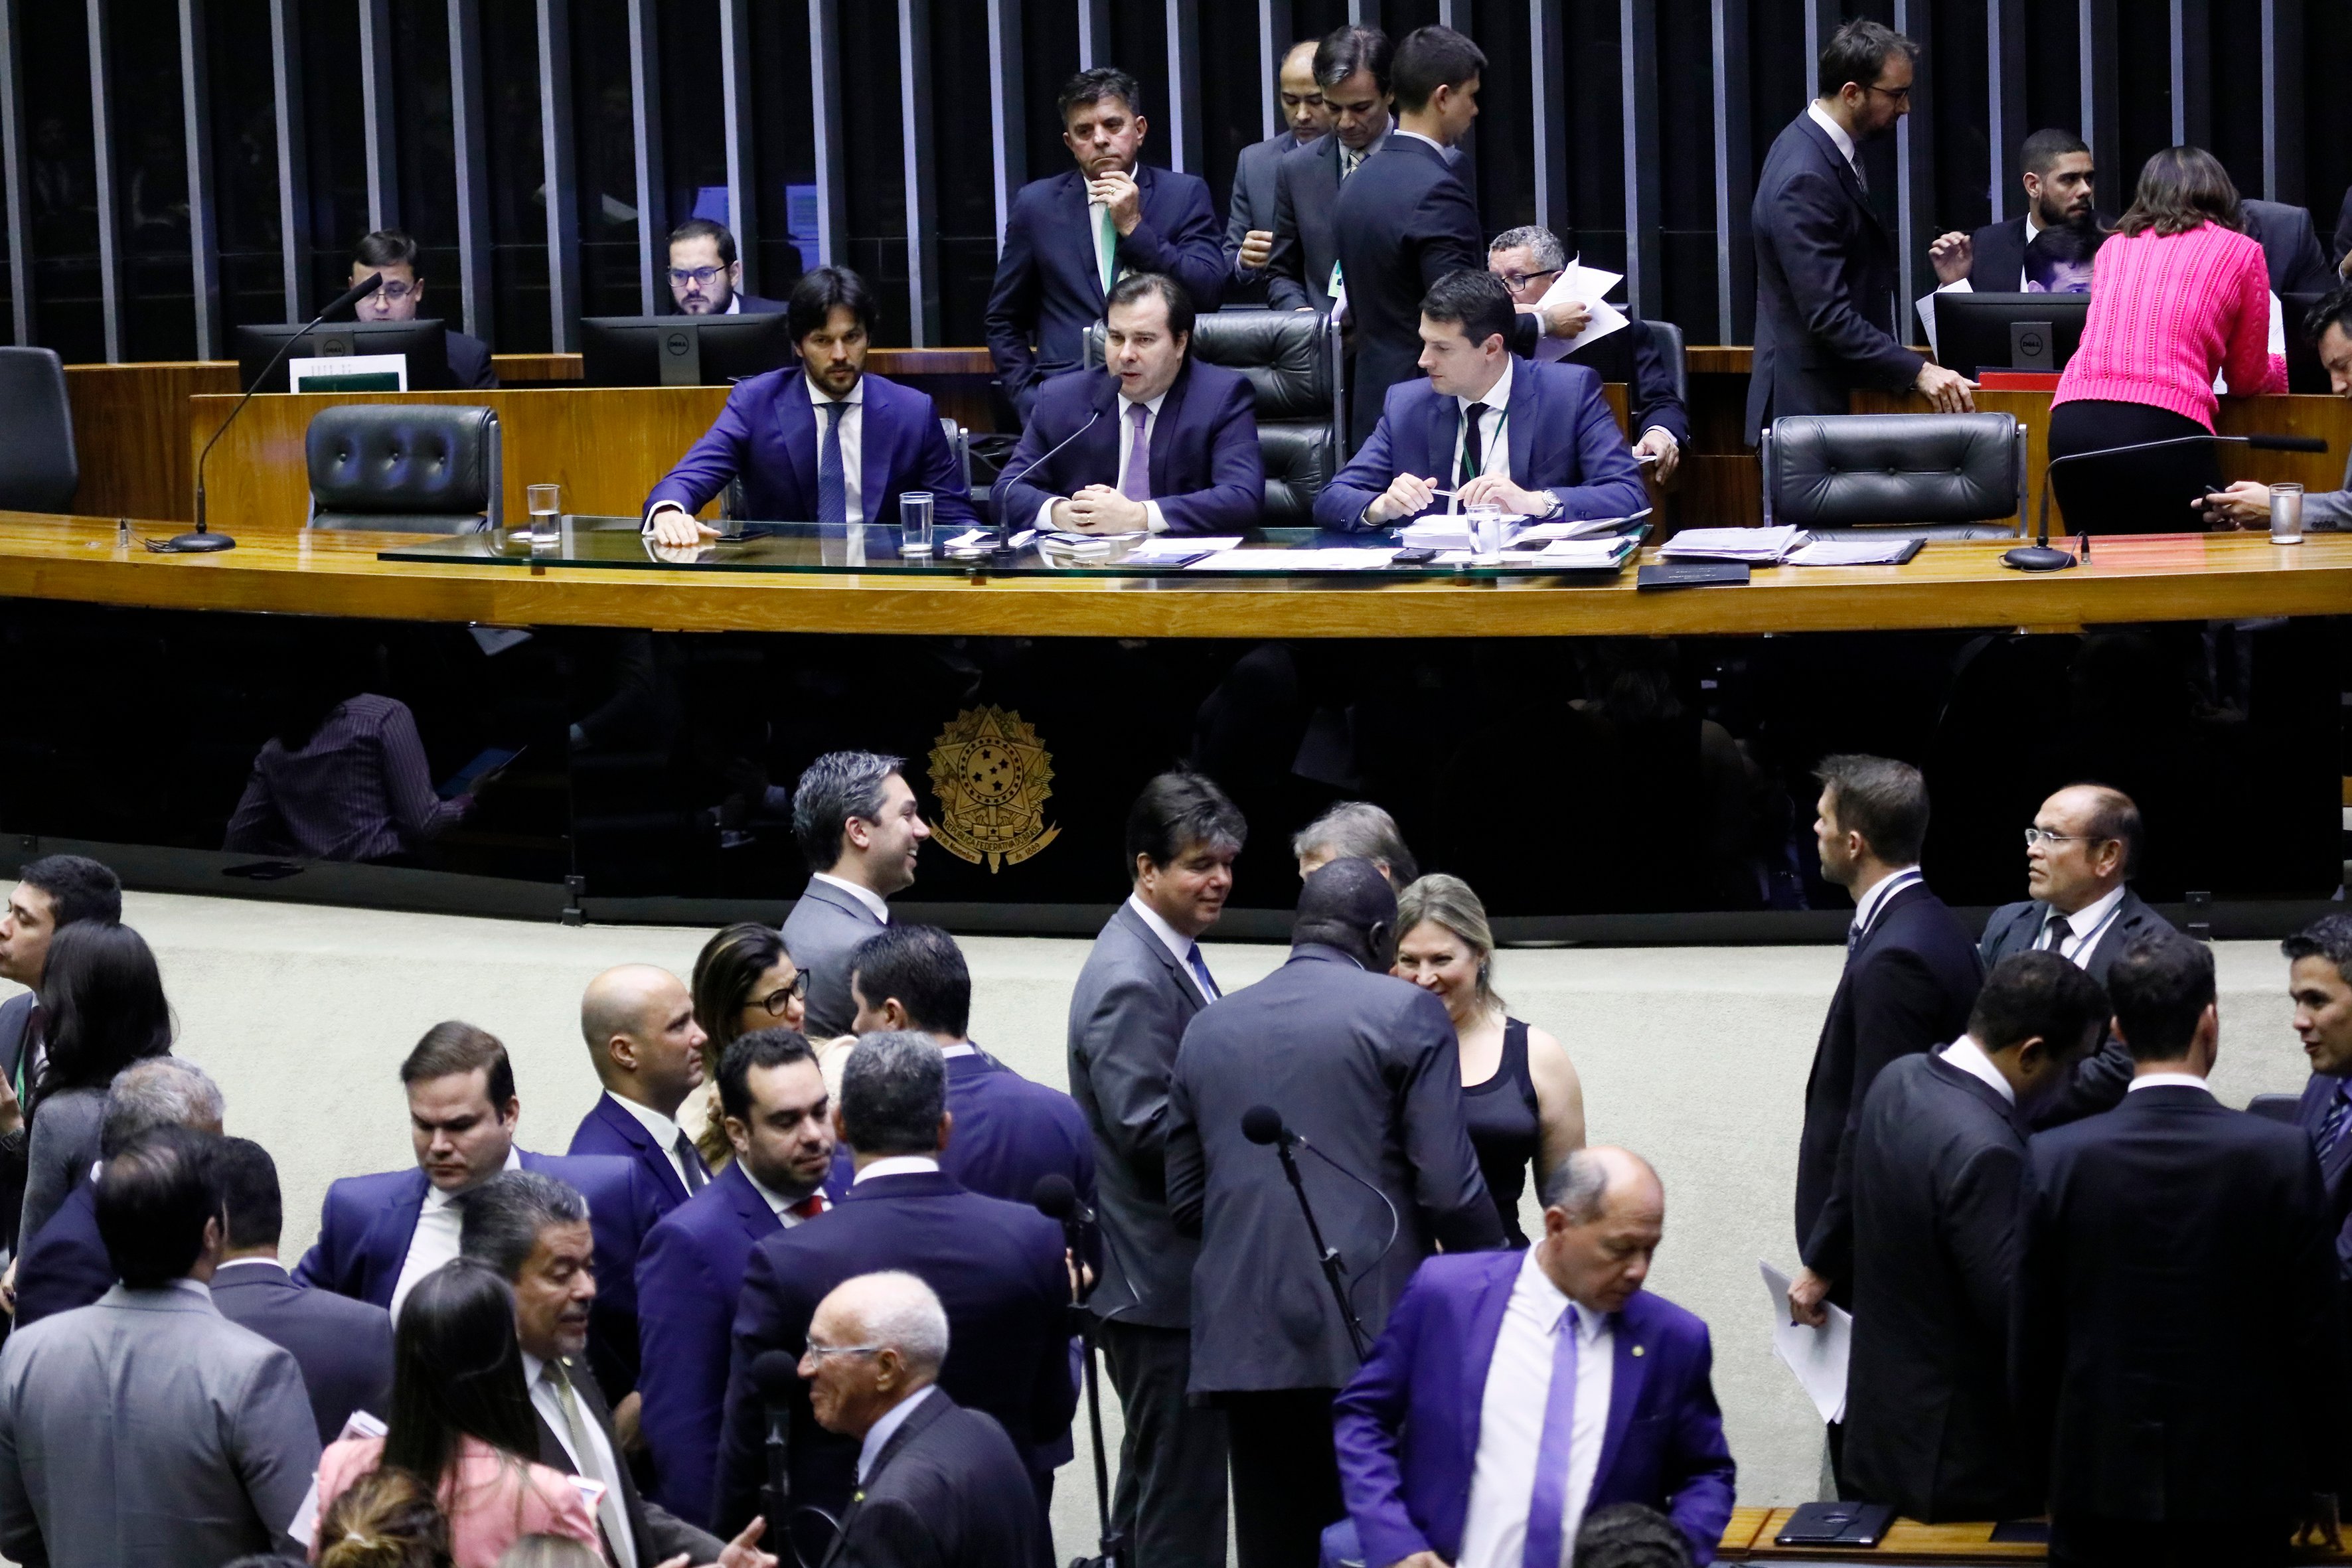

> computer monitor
[234,319,454,393]
[1930,291,2093,380]
[580,314,799,388]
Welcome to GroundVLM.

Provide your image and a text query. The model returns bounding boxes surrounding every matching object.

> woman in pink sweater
[2049,145,2286,532]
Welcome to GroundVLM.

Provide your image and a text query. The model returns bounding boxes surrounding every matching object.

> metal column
[719,0,756,291]
[1260,0,1293,142]
[449,0,492,341]
[2168,0,2210,151]
[2079,0,2118,213]
[2260,0,2302,203]
[179,0,222,357]
[537,0,582,351]
[1711,0,1753,343]
[1077,0,1110,70]
[358,0,397,230]
[1986,0,2025,222]
[270,0,310,319]
[901,0,939,343]
[988,0,1025,248]
[1620,0,1662,319]
[627,0,664,314]
[86,0,125,361]
[1893,0,1932,331]
[809,0,845,268]
[0,0,33,344]
[1167,0,1201,175]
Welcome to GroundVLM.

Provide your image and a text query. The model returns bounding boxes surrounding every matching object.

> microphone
[1242,1102,1373,1362]
[173,271,389,555]
[2006,429,2331,572]
[1032,1172,1093,1225]
[1241,1105,1294,1148]
[987,408,1103,549]
[751,1349,799,1539]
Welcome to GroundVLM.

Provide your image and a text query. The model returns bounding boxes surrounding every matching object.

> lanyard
[2050,894,2125,961]
[1451,400,1513,510]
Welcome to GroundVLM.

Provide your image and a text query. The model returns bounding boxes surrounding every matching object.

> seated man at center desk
[645,265,976,544]
[1314,268,1647,532]
[991,272,1263,536]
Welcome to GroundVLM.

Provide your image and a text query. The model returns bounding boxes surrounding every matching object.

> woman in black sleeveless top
[1391,874,1585,1246]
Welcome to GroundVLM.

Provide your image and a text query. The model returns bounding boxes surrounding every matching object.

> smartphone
[1393,547,1440,566]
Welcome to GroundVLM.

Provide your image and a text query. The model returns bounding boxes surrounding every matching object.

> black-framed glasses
[374,279,416,301]
[757,971,811,1015]
[668,266,726,287]
[1864,83,1913,104]
[1498,268,1562,293]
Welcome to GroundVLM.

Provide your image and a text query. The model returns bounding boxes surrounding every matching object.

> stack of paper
[1431,535,1638,570]
[1186,547,1399,572]
[1786,538,1915,567]
[1658,526,1809,564]
[1536,260,1632,353]
[1510,509,1652,545]
[1129,536,1241,564]
[1401,515,1526,550]
[1760,1260,1851,1424]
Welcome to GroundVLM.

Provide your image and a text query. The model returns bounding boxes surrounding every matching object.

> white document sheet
[1187,548,1398,571]
[1760,1259,1851,1424]
[1129,536,1241,563]
[1536,260,1632,353]
[1660,526,1808,563]
[288,1408,390,1547]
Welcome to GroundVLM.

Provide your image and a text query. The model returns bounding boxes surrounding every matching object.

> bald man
[569,964,713,1214]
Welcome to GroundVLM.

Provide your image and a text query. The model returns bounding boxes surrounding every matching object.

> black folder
[1774,1500,1897,1547]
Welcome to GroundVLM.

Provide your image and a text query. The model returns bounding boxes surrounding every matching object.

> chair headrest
[1766,413,2021,526]
[1083,311,1333,420]
[307,405,497,515]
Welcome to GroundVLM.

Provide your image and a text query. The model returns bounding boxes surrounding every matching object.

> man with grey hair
[13,1056,223,1326]
[1330,1146,1736,1568]
[1487,224,1689,479]
[718,1031,1073,1559]
[462,1171,769,1568]
[1292,800,1419,888]
[785,751,932,1037]
[802,1270,1041,1568]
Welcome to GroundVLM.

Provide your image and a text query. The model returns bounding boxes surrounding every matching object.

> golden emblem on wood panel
[925,706,1060,872]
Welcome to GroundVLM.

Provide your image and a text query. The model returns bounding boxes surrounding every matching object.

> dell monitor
[234,319,454,393]
[1930,291,2093,380]
[580,313,799,388]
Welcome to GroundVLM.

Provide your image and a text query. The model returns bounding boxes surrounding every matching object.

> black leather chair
[1083,309,1342,521]
[305,404,503,532]
[1646,319,1687,406]
[0,348,78,514]
[1762,412,2025,540]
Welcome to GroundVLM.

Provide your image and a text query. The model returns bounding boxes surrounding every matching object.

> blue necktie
[1523,1306,1581,1568]
[817,400,848,525]
[1186,943,1220,1002]
[2319,1085,2352,1158]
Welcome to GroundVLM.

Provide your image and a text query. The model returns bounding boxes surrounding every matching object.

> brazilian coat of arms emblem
[925,706,1060,872]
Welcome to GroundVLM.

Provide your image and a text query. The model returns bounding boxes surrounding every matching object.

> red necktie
[790,1194,826,1220]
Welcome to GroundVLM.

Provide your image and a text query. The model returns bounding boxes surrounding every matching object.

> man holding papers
[1841,951,2108,1521]
[1314,270,1646,532]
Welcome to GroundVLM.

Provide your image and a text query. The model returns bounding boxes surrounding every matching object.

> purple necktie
[1122,401,1153,503]
[1523,1306,1581,1568]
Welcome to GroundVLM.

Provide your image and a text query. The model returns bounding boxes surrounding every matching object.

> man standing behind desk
[645,266,975,546]
[992,274,1262,537]
[987,68,1225,423]
[1226,40,1333,307]
[1265,25,1395,316]
[351,229,497,390]
[783,751,930,1040]
[1749,21,1973,437]
[663,218,785,315]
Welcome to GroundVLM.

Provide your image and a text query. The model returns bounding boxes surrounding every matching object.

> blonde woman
[1391,874,1585,1247]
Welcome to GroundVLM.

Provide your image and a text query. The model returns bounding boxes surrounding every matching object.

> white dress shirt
[1938,1034,2016,1105]
[2128,1071,2211,1095]
[1807,101,1864,186]
[811,871,890,923]
[605,1089,695,1191]
[1393,128,1462,167]
[1851,865,1923,942]
[858,1383,938,1484]
[1125,893,1214,1004]
[742,1165,828,1227]
[522,1349,637,1568]
[1034,390,1170,534]
[809,374,867,525]
[391,1145,522,1320]
[1450,357,1516,507]
[2039,883,2126,966]
[854,1154,941,1185]
[1457,1251,1614,1568]
[1338,127,1390,182]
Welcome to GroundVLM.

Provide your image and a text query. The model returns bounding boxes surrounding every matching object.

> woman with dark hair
[19,919,173,1241]
[2047,145,2286,533]
[312,1260,595,1567]
[686,922,807,1168]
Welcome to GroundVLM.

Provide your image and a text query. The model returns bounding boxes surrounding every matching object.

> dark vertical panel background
[933,1,1000,345]
[390,0,459,313]
[480,0,548,349]
[1657,0,1718,331]
[205,0,279,335]
[745,1,813,295]
[108,0,195,358]
[568,0,639,319]
[836,0,904,344]
[300,1,366,311]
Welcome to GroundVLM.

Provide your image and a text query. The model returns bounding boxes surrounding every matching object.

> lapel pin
[1631,1344,1645,1357]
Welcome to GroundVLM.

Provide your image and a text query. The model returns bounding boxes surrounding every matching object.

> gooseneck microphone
[749,1348,799,1544]
[173,271,388,555]
[2005,430,2330,572]
[1034,1172,1124,1568]
[1240,1105,1293,1148]
[987,408,1103,552]
[1241,1103,1373,1362]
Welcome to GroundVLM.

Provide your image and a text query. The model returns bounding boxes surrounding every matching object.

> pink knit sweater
[2051,221,2286,428]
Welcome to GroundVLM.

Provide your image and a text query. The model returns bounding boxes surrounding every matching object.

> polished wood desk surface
[1719,1506,2352,1563]
[1,514,2345,641]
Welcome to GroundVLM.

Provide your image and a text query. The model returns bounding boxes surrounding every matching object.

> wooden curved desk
[1,514,2346,640]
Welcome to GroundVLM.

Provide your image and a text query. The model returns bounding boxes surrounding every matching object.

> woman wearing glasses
[688,923,810,1170]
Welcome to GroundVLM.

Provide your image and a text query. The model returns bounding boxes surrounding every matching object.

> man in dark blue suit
[714,1032,1075,1559]
[351,230,497,390]
[637,1028,841,1528]
[992,273,1261,537]
[1488,226,1689,479]
[569,963,711,1216]
[211,1137,393,1443]
[645,266,975,543]
[1224,39,1332,307]
[2284,915,2352,1279]
[1329,1148,1735,1568]
[291,1020,662,1405]
[1316,270,1647,532]
[985,68,1224,422]
[1748,22,1971,439]
[1267,25,1395,315]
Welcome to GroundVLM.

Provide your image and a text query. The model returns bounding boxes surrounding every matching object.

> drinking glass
[2270,482,2304,544]
[900,492,935,554]
[526,483,562,550]
[1468,499,1506,564]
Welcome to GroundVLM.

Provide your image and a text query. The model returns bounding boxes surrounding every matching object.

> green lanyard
[1453,400,1513,492]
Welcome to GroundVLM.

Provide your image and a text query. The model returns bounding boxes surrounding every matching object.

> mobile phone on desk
[1393,547,1439,565]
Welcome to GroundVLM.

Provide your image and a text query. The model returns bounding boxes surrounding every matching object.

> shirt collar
[2128,1071,2212,1095]
[2024,212,2044,246]
[1938,1034,2016,1106]
[1458,354,1514,416]
[1119,388,1170,418]
[939,1040,979,1059]
[1517,1248,1610,1339]
[853,1154,941,1185]
[604,1089,684,1151]
[1851,865,1922,936]
[166,1277,213,1301]
[723,293,742,315]
[741,1163,821,1218]
[1340,127,1390,167]
[1125,892,1201,970]
[1394,128,1452,159]
[2055,882,2128,940]
[213,1256,283,1274]
[808,374,865,408]
[811,872,891,923]
[858,1383,937,1483]
[1807,100,1860,169]
[522,1350,548,1388]
[422,1145,524,1212]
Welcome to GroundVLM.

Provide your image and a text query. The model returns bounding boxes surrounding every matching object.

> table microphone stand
[2007,430,2327,572]
[1272,1135,1373,1363]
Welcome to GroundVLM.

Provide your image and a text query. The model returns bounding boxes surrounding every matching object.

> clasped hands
[1364,473,1551,526]
[1052,486,1150,534]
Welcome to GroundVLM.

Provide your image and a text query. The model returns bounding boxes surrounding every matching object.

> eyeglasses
[1864,83,1913,104]
[2023,828,2107,848]
[372,280,416,301]
[668,266,726,287]
[757,971,811,1016]
[1498,268,1562,293]
[801,1341,884,1363]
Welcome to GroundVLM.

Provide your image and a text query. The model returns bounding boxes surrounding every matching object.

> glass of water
[900,492,935,555]
[1467,499,1506,564]
[526,483,562,551]
[2269,482,2304,544]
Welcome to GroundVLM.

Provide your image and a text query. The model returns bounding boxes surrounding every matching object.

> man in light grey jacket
[782,751,931,1038]
[2200,283,2352,530]
[0,1125,319,1568]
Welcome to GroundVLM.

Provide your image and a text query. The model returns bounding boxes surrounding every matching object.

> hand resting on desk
[647,505,720,548]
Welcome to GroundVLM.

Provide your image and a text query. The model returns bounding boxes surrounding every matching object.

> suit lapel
[860,378,896,526]
[1593,1302,1652,1498]
[1150,362,1192,495]
[776,375,820,517]
[1460,1255,1518,1460]
[1506,361,1537,491]
[361,1170,432,1305]
[1062,173,1104,304]
[724,1162,785,1241]
[1112,903,1204,1015]
[598,1095,689,1207]
[1426,392,1459,491]
[1796,115,1886,238]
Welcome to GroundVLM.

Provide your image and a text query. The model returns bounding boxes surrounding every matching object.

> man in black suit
[1789,754,1982,1327]
[663,218,787,315]
[2019,930,2345,1565]
[1266,25,1395,315]
[1978,784,2173,1128]
[802,1271,1040,1568]
[1168,856,1502,1568]
[714,1032,1074,1559]
[1843,952,2109,1521]
[350,230,497,390]
[210,1136,392,1443]
[461,1170,774,1568]
[2244,200,2336,299]
[0,854,118,1264]
[2284,914,2352,1279]
[1928,129,2102,293]
[1224,39,1332,307]
[1749,22,1972,439]
[1065,771,1245,1568]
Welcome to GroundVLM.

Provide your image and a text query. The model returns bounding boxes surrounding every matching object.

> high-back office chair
[1646,320,1688,406]
[1084,310,1344,521]
[0,347,78,514]
[1762,412,2026,539]
[305,405,503,532]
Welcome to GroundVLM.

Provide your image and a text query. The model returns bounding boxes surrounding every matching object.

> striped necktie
[2319,1085,2352,1158]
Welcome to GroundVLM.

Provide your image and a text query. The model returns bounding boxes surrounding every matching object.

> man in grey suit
[1265,24,1395,314]
[2200,284,2352,530]
[1167,856,1503,1568]
[784,751,931,1039]
[1978,783,2172,1128]
[0,1125,320,1568]
[1224,39,1332,307]
[1066,769,1246,1568]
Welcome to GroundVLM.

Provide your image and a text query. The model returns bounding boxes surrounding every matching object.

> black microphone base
[161,528,238,553]
[2001,544,2076,572]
